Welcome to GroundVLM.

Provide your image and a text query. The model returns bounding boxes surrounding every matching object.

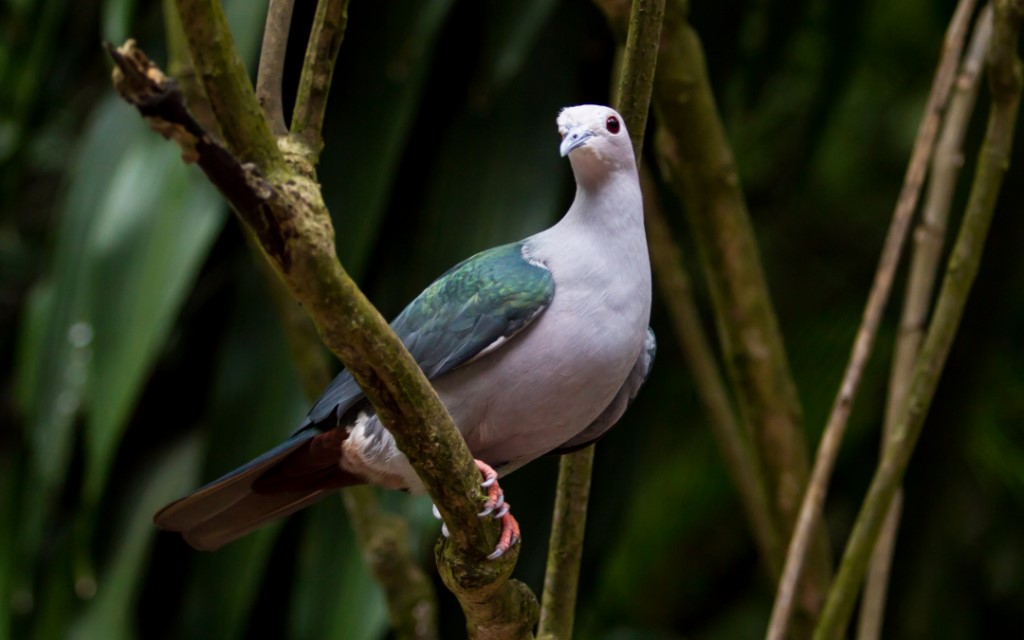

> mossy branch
[641,167,780,577]
[857,9,993,638]
[112,0,536,631]
[256,245,439,640]
[767,0,978,636]
[174,0,285,174]
[815,2,1022,636]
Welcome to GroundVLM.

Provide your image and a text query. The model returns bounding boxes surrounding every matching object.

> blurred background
[2,0,1023,638]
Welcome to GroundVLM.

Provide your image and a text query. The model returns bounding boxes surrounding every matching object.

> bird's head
[557,105,636,182]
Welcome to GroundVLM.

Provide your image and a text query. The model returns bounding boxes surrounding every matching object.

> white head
[557,105,637,186]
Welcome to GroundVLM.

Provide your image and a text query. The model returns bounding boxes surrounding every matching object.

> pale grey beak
[560,126,594,157]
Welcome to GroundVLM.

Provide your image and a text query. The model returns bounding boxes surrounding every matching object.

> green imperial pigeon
[155,104,656,559]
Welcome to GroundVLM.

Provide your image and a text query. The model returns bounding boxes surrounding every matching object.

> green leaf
[83,131,226,505]
[70,435,202,640]
[178,272,308,640]
[475,0,559,100]
[289,498,388,640]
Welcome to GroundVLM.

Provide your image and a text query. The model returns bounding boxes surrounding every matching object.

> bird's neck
[561,169,644,237]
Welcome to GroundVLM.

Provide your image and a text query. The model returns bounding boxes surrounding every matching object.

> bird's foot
[429,459,521,560]
[473,459,519,560]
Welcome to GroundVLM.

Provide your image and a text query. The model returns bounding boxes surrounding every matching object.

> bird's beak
[559,126,594,157]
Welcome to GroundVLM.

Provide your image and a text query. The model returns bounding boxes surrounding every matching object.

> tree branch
[344,489,439,640]
[537,447,594,640]
[536,2,664,634]
[254,239,439,640]
[641,167,780,576]
[815,3,1022,636]
[174,0,284,174]
[614,0,665,164]
[626,0,833,632]
[255,0,296,137]
[108,38,536,639]
[766,0,978,636]
[857,9,993,639]
[290,0,350,161]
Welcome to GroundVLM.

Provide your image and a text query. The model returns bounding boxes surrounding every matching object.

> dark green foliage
[2,0,1023,638]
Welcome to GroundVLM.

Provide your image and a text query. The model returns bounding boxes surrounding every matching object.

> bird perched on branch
[155,104,655,559]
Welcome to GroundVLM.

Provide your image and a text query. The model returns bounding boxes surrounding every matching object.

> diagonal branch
[641,167,780,576]
[766,0,978,636]
[815,3,1023,636]
[255,0,296,136]
[108,37,536,640]
[290,0,350,161]
[254,238,439,640]
[857,9,993,639]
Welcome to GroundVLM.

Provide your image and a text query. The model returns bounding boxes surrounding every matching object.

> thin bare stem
[816,4,1022,635]
[614,0,666,162]
[641,167,781,577]
[765,1,978,637]
[856,9,993,639]
[537,447,594,640]
[536,3,664,635]
[290,0,350,162]
[256,0,295,136]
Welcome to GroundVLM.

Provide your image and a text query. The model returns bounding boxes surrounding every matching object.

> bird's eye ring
[605,116,620,134]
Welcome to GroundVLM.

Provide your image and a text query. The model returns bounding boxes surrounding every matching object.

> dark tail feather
[154,428,362,550]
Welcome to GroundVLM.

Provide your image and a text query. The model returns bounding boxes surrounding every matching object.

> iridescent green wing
[304,242,553,426]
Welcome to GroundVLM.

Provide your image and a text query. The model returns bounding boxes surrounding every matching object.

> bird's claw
[431,460,522,559]
[486,509,521,560]
[474,459,519,559]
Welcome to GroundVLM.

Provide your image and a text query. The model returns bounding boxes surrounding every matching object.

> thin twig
[536,2,664,634]
[816,3,1023,635]
[764,1,978,637]
[856,9,993,639]
[537,447,594,640]
[641,166,781,577]
[614,0,666,163]
[255,0,296,136]
[290,0,350,162]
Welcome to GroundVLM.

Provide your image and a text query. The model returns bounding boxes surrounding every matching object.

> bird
[155,104,656,559]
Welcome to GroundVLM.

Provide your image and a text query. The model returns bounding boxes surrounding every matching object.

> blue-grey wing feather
[551,327,656,454]
[303,242,554,428]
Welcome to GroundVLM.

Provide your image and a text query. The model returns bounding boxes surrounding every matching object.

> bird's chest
[440,236,651,464]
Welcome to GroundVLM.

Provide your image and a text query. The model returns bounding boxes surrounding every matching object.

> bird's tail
[154,427,362,550]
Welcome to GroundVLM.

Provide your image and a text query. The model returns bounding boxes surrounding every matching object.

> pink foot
[474,459,521,560]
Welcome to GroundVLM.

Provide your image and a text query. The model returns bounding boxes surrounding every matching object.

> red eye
[606,116,620,134]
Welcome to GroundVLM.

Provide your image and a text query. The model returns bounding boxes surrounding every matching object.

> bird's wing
[303,241,555,427]
[154,243,554,549]
[551,327,656,455]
